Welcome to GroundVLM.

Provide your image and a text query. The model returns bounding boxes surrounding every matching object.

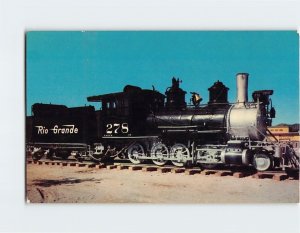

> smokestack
[236,73,249,104]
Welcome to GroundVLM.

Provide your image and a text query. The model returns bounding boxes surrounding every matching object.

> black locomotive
[27,73,299,172]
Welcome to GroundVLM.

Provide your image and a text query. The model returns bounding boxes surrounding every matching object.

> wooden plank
[233,172,245,178]
[159,167,172,173]
[185,169,201,175]
[68,163,77,167]
[273,174,288,181]
[171,168,185,174]
[252,173,263,179]
[106,165,117,169]
[252,173,274,179]
[202,170,216,175]
[142,167,157,172]
[117,165,129,170]
[215,171,233,177]
[96,164,106,169]
[128,166,142,171]
[76,163,86,167]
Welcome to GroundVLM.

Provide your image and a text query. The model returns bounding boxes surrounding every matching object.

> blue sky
[26,31,299,124]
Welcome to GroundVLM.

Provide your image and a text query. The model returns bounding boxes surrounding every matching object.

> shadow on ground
[32,178,101,187]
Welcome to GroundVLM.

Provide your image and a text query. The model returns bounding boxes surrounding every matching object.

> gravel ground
[26,164,299,203]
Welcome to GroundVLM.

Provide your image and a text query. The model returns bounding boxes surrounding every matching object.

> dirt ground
[26,164,299,203]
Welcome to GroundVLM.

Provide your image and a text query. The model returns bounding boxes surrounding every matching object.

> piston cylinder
[220,140,251,165]
[221,148,251,165]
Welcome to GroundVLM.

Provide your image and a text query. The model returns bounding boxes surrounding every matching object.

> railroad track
[26,158,298,182]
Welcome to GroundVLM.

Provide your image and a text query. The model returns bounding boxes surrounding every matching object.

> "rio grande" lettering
[35,125,79,135]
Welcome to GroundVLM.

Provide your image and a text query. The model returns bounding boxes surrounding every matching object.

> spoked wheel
[116,152,127,160]
[253,153,273,171]
[46,150,55,161]
[88,144,105,162]
[170,143,190,167]
[88,151,104,162]
[151,143,168,166]
[32,148,44,161]
[74,152,84,162]
[127,143,145,164]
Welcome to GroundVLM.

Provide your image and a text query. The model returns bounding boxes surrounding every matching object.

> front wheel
[253,153,273,171]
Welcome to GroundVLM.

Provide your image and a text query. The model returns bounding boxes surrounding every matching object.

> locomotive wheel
[46,150,55,161]
[74,152,84,162]
[151,143,168,166]
[32,149,44,161]
[253,153,273,171]
[127,143,144,164]
[170,143,190,167]
[89,151,103,162]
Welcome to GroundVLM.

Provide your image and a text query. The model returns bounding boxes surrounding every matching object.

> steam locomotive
[27,73,299,172]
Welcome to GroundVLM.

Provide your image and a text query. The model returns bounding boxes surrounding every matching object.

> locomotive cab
[87,86,165,138]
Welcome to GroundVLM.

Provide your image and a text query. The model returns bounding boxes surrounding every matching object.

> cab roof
[87,85,164,102]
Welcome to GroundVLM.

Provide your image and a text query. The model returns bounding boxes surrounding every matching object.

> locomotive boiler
[144,73,276,170]
[28,73,299,172]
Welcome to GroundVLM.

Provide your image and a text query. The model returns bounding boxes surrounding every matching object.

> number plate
[105,122,129,136]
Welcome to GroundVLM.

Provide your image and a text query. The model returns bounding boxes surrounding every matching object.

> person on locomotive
[190,92,202,107]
